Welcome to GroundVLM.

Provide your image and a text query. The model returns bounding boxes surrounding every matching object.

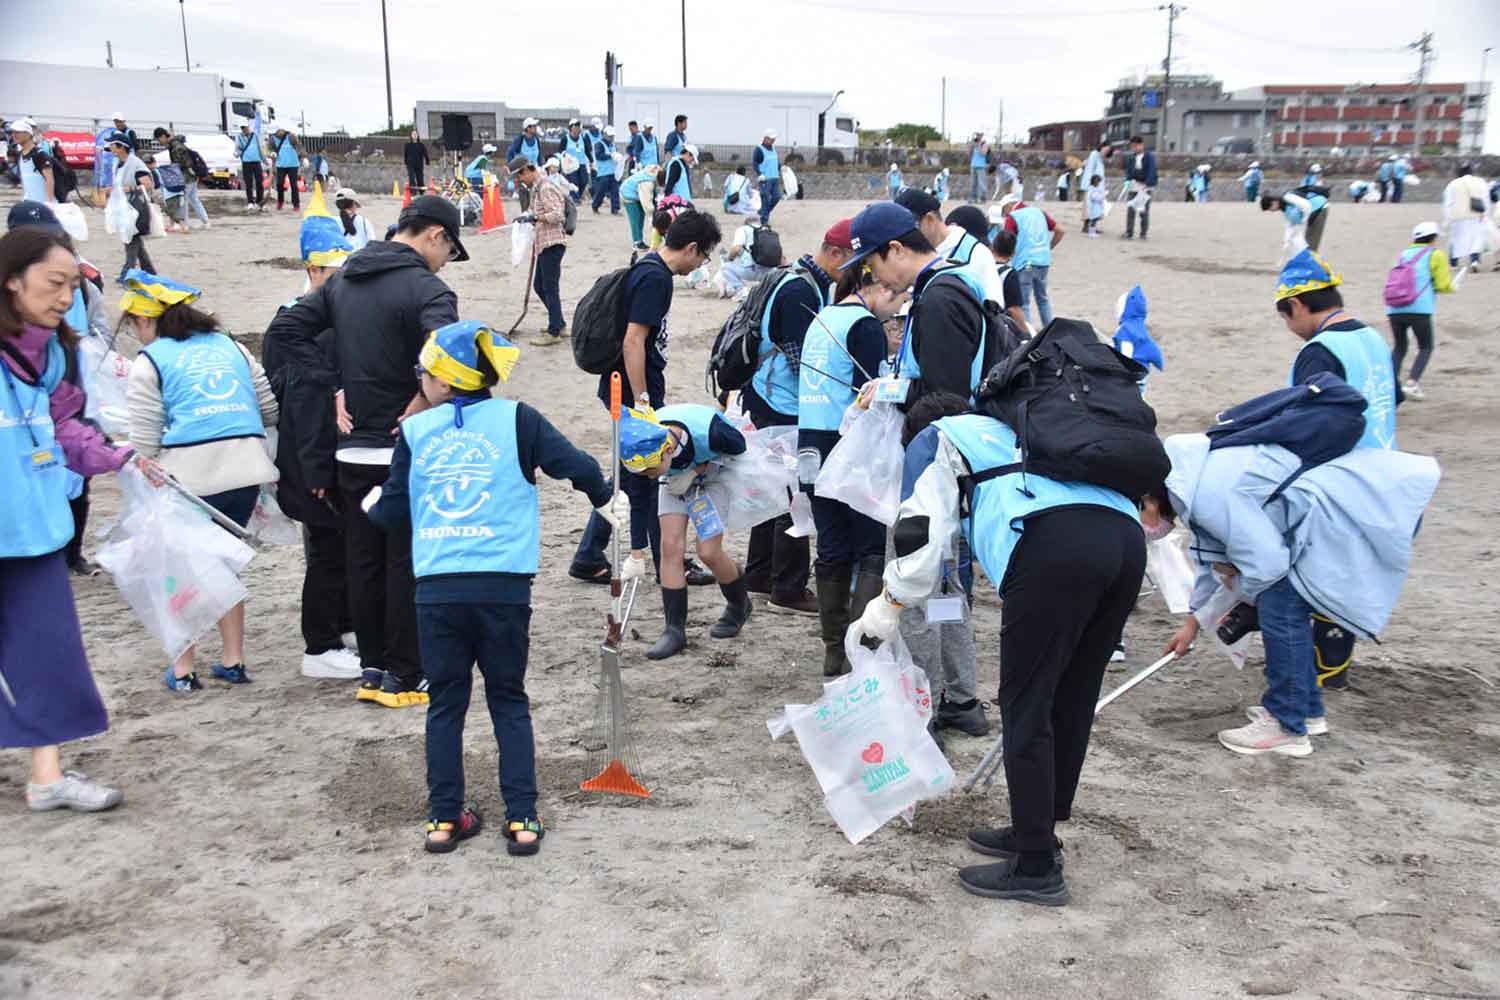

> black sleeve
[1002,270,1022,309]
[417,280,460,339]
[905,282,984,405]
[265,282,337,381]
[1291,343,1345,386]
[367,437,412,533]
[514,402,612,507]
[846,316,887,389]
[707,414,747,456]
[768,280,820,350]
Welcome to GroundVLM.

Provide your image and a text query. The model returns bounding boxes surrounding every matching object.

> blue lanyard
[1,360,43,448]
[1313,310,1347,335]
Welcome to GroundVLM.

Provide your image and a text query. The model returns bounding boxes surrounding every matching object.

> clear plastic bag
[1146,529,1195,614]
[95,464,255,659]
[705,426,797,533]
[510,221,535,269]
[767,629,953,844]
[76,334,131,437]
[104,185,138,244]
[147,200,167,238]
[52,203,90,243]
[247,487,299,545]
[815,401,905,525]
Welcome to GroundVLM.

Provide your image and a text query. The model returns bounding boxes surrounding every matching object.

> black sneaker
[767,589,819,616]
[356,667,384,704]
[568,561,612,585]
[967,826,1064,869]
[936,698,991,736]
[958,858,1069,906]
[68,558,101,578]
[373,671,429,709]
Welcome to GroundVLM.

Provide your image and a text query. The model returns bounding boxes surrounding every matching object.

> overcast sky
[3,0,1496,150]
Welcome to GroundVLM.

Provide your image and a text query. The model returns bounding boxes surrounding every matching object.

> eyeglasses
[436,228,460,261]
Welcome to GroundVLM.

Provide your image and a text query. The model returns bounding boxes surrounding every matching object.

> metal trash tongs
[607,372,640,645]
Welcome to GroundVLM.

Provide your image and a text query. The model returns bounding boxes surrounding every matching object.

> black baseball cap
[7,200,63,234]
[894,186,942,220]
[945,205,989,243]
[399,195,468,262]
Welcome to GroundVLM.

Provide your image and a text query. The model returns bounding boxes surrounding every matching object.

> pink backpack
[1383,246,1433,308]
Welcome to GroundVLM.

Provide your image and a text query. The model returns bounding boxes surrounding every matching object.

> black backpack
[749,226,782,268]
[48,150,78,201]
[972,317,1169,499]
[1205,372,1366,500]
[571,256,669,374]
[704,266,813,394]
[563,195,578,236]
[187,146,210,180]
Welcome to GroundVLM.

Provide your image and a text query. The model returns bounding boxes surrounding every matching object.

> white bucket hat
[1411,221,1439,240]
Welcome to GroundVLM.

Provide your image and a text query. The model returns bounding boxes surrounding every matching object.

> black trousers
[997,507,1146,854]
[743,409,809,600]
[1389,312,1435,384]
[338,460,422,685]
[242,161,264,205]
[121,234,155,281]
[64,478,90,567]
[301,521,352,654]
[275,166,300,209]
[407,165,425,189]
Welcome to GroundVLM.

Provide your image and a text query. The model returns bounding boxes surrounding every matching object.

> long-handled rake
[507,226,538,338]
[580,372,650,799]
[963,652,1177,793]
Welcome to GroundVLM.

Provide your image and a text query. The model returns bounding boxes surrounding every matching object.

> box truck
[0,60,274,137]
[608,85,859,152]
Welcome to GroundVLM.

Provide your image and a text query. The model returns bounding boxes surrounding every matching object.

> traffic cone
[427,179,438,196]
[493,182,506,226]
[402,183,413,208]
[479,183,501,233]
[298,176,306,192]
[392,180,400,198]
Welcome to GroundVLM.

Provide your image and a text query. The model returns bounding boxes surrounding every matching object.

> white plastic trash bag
[76,334,131,437]
[768,629,954,844]
[104,185,138,244]
[815,401,905,525]
[247,487,299,545]
[1146,529,1194,614]
[52,203,90,243]
[510,221,535,269]
[782,165,800,198]
[706,426,796,533]
[96,464,254,660]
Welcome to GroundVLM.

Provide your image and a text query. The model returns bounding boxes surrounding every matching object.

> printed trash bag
[1194,583,1252,670]
[510,221,535,269]
[104,185,138,244]
[705,426,796,533]
[76,334,131,437]
[247,487,299,545]
[815,401,905,525]
[52,203,90,244]
[767,629,954,844]
[95,464,254,660]
[1146,529,1194,614]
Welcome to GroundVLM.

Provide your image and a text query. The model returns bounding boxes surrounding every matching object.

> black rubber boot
[709,576,752,639]
[850,556,887,651]
[647,587,688,660]
[815,562,854,676]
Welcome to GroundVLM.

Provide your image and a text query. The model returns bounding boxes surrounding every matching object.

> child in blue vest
[618,405,753,660]
[1262,188,1329,263]
[120,270,280,693]
[365,320,618,856]
[1385,221,1455,401]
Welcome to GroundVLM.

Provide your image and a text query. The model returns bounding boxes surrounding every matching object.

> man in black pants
[235,123,265,210]
[266,195,468,707]
[403,130,429,190]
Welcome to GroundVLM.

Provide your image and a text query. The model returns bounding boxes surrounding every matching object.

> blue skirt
[0,549,109,748]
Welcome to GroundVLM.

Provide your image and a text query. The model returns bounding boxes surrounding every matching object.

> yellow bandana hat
[1275,248,1343,302]
[418,320,519,391]
[619,407,673,473]
[118,269,201,318]
[300,181,353,268]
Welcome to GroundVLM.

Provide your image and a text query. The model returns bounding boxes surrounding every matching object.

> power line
[795,1,1156,18]
[1189,11,1409,55]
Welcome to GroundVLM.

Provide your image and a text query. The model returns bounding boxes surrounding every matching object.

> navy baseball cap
[7,200,63,234]
[894,186,942,220]
[842,202,919,270]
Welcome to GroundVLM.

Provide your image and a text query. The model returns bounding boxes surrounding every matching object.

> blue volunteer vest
[518,136,541,165]
[1386,246,1438,316]
[1010,206,1052,269]
[1289,324,1396,450]
[465,155,487,182]
[1,337,79,558]
[564,133,589,169]
[798,302,870,433]
[402,398,540,579]
[1245,169,1262,191]
[274,135,299,169]
[1283,192,1327,224]
[594,140,616,177]
[970,145,987,169]
[757,145,780,181]
[638,135,659,166]
[948,231,980,267]
[752,270,826,416]
[668,156,693,200]
[934,413,1139,588]
[656,404,724,475]
[1302,171,1319,188]
[238,134,261,163]
[143,332,263,447]
[896,265,991,401]
[619,168,652,201]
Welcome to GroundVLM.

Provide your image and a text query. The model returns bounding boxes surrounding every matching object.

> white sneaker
[1246,704,1327,736]
[1403,381,1425,401]
[341,631,359,653]
[1218,715,1313,757]
[1111,642,1126,663]
[26,771,123,812]
[302,647,363,679]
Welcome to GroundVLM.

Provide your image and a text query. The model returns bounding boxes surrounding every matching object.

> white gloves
[854,589,903,643]
[594,492,625,530]
[361,485,383,513]
[621,553,648,583]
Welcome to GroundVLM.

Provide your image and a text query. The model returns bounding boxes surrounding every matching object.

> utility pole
[106,41,114,68]
[1158,3,1184,152]
[681,0,688,87]
[179,0,191,71]
[996,99,1004,147]
[1409,31,1433,156]
[380,0,394,132]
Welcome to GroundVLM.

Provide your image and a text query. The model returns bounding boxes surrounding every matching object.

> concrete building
[1027,119,1106,152]
[413,100,601,151]
[1230,82,1490,156]
[1173,99,1276,155]
[1103,74,1223,152]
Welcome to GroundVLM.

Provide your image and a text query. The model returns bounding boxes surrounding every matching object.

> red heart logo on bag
[861,742,884,764]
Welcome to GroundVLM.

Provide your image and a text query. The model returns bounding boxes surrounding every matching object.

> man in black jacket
[1122,135,1158,241]
[265,195,467,708]
[403,130,430,190]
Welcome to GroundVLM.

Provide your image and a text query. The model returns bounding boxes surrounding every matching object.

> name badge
[688,491,724,541]
[873,378,910,404]
[28,447,59,473]
[926,596,966,624]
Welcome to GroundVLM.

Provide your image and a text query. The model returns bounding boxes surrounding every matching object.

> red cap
[822,218,854,250]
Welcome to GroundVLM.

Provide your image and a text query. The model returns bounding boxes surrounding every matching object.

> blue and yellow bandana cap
[118,269,201,318]
[619,407,673,473]
[300,182,352,267]
[1275,248,1342,303]
[418,320,519,391]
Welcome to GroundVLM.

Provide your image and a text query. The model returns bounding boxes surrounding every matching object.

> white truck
[0,60,274,136]
[608,85,859,155]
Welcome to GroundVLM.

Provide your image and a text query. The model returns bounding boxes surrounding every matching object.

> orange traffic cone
[298,176,306,192]
[479,183,500,233]
[427,179,438,196]
[402,183,412,208]
[492,182,506,227]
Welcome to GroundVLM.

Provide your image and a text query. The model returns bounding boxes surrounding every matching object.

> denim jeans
[970,170,986,201]
[1017,264,1053,328]
[758,178,782,225]
[568,167,588,203]
[419,602,536,823]
[574,463,660,570]
[591,174,620,213]
[176,181,210,225]
[533,244,565,334]
[1256,577,1324,735]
